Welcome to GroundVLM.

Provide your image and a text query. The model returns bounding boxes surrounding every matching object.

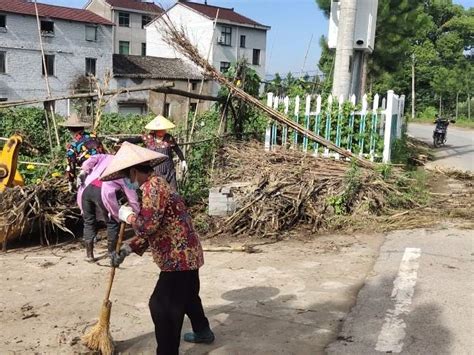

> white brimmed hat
[58,112,92,128]
[100,142,167,181]
[145,115,176,130]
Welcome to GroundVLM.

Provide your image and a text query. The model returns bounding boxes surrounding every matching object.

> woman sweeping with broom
[99,142,214,355]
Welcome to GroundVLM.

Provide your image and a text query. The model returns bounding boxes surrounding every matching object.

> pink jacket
[77,154,140,222]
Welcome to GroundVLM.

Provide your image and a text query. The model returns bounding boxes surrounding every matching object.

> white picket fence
[264,90,405,163]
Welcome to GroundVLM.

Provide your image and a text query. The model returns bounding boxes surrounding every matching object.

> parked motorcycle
[432,117,454,147]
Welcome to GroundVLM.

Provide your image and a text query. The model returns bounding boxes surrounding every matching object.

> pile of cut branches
[211,142,420,238]
[0,178,79,246]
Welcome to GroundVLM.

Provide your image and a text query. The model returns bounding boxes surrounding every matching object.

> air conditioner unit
[217,36,225,44]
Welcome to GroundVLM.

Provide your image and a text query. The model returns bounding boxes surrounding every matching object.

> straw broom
[82,222,126,355]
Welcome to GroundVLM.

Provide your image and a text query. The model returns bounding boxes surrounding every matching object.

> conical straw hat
[58,112,92,128]
[145,115,176,130]
[100,142,167,181]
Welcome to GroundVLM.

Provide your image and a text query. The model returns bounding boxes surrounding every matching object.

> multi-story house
[146,1,270,93]
[0,0,113,115]
[85,0,163,56]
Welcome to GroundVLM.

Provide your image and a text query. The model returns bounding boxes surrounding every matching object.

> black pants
[82,184,119,248]
[149,269,210,355]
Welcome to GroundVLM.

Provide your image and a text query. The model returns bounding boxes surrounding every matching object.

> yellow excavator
[0,135,25,250]
[0,134,24,192]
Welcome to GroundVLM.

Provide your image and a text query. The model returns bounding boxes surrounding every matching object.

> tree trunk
[411,53,415,120]
[455,91,459,120]
[439,94,442,116]
[468,93,471,120]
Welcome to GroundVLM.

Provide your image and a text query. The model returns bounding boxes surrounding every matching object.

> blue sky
[40,0,473,77]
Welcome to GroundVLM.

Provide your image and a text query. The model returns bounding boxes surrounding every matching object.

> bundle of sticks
[213,142,410,237]
[0,179,78,246]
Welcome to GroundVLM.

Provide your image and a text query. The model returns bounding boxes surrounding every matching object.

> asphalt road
[327,228,473,354]
[407,123,474,172]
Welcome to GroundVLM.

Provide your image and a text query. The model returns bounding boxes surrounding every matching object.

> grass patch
[387,169,431,208]
[410,117,474,129]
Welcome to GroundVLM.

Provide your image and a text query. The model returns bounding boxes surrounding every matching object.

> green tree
[315,0,473,118]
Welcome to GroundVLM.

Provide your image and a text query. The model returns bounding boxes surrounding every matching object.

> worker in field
[76,154,140,262]
[59,112,105,192]
[100,142,214,354]
[123,115,187,192]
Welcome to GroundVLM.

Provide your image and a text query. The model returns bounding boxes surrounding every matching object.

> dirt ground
[1,232,383,354]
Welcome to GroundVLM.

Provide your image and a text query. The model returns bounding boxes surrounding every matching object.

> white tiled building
[146,1,270,93]
[85,0,163,56]
[0,0,113,115]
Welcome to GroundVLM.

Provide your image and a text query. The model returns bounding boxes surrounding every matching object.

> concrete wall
[113,10,147,56]
[85,0,112,21]
[87,0,158,56]
[108,77,213,123]
[212,24,267,80]
[0,13,113,115]
[147,4,268,95]
[147,4,214,61]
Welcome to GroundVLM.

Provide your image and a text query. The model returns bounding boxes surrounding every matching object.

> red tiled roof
[105,0,163,13]
[182,2,268,28]
[0,0,113,25]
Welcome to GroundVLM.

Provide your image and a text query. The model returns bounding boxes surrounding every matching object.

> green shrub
[417,106,437,121]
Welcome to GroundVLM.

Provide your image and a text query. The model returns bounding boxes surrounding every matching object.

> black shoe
[183,328,215,344]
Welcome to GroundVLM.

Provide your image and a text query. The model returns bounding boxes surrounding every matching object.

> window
[189,103,197,112]
[85,58,96,76]
[219,26,232,46]
[164,103,171,117]
[85,25,97,41]
[119,41,130,55]
[40,20,54,36]
[142,15,152,29]
[0,98,7,102]
[0,52,5,74]
[240,35,246,48]
[119,12,130,27]
[42,55,54,76]
[141,43,146,56]
[191,81,198,91]
[118,103,147,115]
[252,49,261,65]
[0,14,6,31]
[220,61,231,73]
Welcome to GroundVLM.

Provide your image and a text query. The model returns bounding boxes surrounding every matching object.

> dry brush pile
[210,142,473,238]
[0,179,78,246]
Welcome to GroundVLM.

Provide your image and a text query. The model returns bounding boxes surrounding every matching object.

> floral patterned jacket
[129,175,204,271]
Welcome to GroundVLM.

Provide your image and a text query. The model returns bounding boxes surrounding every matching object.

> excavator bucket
[0,135,25,250]
[0,134,24,192]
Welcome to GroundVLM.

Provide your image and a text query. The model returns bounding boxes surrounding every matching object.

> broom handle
[104,222,126,302]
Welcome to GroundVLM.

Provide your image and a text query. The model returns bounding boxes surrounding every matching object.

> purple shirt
[77,154,140,221]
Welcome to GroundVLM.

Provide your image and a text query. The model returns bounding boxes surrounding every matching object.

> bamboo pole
[188,9,220,140]
[33,0,60,148]
[0,82,175,109]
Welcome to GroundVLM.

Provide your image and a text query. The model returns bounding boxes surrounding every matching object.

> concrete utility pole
[332,0,358,99]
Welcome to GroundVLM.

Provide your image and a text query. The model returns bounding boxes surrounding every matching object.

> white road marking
[375,247,421,353]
